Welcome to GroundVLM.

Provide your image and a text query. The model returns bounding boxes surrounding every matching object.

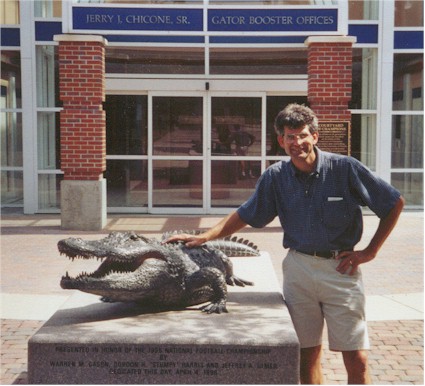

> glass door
[150,93,205,213]
[105,92,305,213]
[149,93,266,213]
[209,95,263,210]
[104,95,149,212]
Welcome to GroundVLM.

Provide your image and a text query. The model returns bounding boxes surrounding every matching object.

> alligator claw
[226,276,254,287]
[100,296,116,303]
[201,301,228,314]
[231,276,254,287]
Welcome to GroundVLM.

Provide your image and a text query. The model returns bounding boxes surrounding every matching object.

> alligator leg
[212,250,255,287]
[221,256,254,287]
[185,268,228,314]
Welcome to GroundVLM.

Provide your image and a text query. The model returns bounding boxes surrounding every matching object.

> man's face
[277,125,319,161]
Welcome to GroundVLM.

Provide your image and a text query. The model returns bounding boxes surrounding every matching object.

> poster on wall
[318,121,351,156]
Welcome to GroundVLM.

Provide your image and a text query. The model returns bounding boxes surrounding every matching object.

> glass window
[211,160,260,208]
[36,46,59,108]
[210,1,337,4]
[38,174,62,210]
[34,0,62,18]
[37,112,60,170]
[391,172,423,206]
[106,48,204,75]
[351,114,376,170]
[0,51,22,206]
[211,97,261,157]
[1,112,22,167]
[106,160,148,208]
[392,115,423,169]
[393,54,424,111]
[395,0,424,27]
[152,160,203,208]
[1,0,19,24]
[348,0,379,20]
[105,95,148,156]
[1,51,22,109]
[153,96,203,156]
[1,170,23,205]
[210,48,307,75]
[351,48,378,110]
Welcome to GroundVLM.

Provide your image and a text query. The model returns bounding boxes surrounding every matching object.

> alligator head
[59,232,190,306]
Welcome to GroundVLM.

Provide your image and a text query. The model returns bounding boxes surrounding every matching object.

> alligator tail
[206,239,260,257]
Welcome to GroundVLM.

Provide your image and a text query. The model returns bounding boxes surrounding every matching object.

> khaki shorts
[283,249,370,352]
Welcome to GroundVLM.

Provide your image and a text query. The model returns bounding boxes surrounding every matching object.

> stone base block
[28,253,299,384]
[61,179,106,231]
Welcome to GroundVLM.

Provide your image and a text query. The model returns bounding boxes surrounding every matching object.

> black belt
[296,250,340,259]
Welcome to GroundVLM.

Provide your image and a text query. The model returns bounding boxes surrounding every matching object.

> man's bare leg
[300,345,323,384]
[342,350,371,384]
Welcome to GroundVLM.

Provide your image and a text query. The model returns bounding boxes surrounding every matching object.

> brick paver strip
[322,320,424,385]
[1,319,423,385]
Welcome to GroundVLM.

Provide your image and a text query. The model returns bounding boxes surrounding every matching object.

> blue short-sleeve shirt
[237,148,401,251]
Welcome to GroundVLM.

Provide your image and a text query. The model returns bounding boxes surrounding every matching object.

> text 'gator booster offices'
[1,1,423,229]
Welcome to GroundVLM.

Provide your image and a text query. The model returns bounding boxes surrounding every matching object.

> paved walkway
[1,211,423,384]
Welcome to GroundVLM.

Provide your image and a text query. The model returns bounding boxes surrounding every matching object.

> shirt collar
[290,146,322,178]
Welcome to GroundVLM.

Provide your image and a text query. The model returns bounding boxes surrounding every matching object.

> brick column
[305,36,356,121]
[54,35,108,230]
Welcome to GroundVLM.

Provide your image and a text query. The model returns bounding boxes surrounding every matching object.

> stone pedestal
[28,253,299,384]
[61,179,107,231]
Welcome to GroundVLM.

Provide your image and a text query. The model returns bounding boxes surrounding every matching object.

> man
[230,124,256,179]
[166,104,404,384]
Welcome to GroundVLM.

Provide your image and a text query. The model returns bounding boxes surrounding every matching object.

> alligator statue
[58,231,259,314]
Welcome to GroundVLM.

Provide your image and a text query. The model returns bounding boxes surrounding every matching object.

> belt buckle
[330,250,339,259]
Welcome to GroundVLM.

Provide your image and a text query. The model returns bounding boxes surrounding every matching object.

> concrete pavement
[1,211,423,384]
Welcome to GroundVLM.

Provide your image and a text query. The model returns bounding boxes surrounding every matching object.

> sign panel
[208,8,338,33]
[71,6,339,35]
[73,7,204,32]
[318,121,351,156]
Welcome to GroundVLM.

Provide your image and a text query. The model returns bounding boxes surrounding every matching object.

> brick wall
[56,36,107,181]
[306,37,356,121]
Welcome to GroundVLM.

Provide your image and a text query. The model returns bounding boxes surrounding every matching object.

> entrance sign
[318,121,351,156]
[73,7,203,32]
[68,5,343,35]
[208,9,337,33]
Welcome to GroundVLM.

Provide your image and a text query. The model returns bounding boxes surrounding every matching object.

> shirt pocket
[322,198,351,228]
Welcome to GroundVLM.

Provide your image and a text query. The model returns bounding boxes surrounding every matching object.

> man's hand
[163,211,247,249]
[337,196,405,276]
[163,233,207,248]
[335,250,375,275]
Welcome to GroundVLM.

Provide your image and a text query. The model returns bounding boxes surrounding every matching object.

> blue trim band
[348,24,378,44]
[1,27,20,46]
[394,31,423,49]
[35,22,62,41]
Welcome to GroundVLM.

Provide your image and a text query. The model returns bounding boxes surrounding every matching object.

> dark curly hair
[274,103,318,136]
